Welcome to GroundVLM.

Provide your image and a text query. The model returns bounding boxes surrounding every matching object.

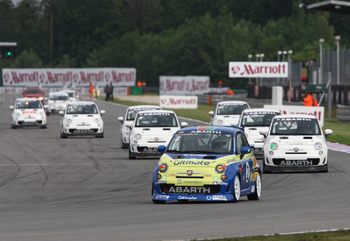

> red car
[22,88,49,115]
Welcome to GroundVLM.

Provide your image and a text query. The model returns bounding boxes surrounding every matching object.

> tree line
[1,0,348,87]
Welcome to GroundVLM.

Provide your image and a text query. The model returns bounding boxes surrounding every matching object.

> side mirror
[118,116,124,123]
[259,130,267,139]
[180,122,188,128]
[9,106,14,110]
[325,129,333,138]
[100,110,106,115]
[240,147,252,159]
[58,111,64,116]
[208,111,214,117]
[157,145,166,153]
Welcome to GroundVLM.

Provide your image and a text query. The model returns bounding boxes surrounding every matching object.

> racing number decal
[245,162,250,183]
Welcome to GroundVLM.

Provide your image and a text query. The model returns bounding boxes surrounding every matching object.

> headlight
[159,163,168,173]
[270,142,279,150]
[217,119,223,125]
[314,142,322,150]
[15,113,21,118]
[66,119,72,124]
[134,133,142,140]
[215,164,226,174]
[94,118,100,124]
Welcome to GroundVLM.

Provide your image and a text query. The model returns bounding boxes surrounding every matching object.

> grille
[69,128,98,133]
[159,184,221,194]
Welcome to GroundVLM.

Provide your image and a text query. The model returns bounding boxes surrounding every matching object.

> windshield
[270,117,321,135]
[241,111,280,127]
[49,95,69,101]
[166,131,233,154]
[126,107,161,120]
[135,112,178,127]
[217,103,249,115]
[24,89,41,94]
[16,100,42,109]
[66,104,98,114]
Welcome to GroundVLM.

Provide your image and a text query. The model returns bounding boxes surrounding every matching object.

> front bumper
[62,125,103,136]
[13,119,46,127]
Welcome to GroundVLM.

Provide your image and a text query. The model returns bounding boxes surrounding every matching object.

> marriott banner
[2,68,136,87]
[159,76,210,95]
[229,62,288,78]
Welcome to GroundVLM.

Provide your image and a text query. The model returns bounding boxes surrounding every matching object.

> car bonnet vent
[163,128,171,130]
[87,115,93,117]
[303,136,313,139]
[279,137,288,139]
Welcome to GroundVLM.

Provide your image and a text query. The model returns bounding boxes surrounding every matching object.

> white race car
[260,114,333,173]
[59,89,79,102]
[118,105,161,148]
[10,98,47,129]
[59,101,105,138]
[209,101,250,126]
[128,110,187,159]
[47,92,70,114]
[238,108,281,154]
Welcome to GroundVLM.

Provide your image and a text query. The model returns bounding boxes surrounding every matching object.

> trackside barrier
[337,105,350,124]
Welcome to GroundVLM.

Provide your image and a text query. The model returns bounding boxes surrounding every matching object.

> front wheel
[11,123,17,129]
[247,172,261,200]
[129,148,136,159]
[60,129,68,138]
[232,174,241,203]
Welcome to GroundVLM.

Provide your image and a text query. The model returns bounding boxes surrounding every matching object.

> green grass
[205,229,350,241]
[106,97,350,145]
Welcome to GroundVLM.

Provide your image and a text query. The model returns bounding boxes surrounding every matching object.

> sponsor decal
[275,118,312,122]
[173,160,210,166]
[187,170,193,176]
[155,181,166,184]
[143,147,158,153]
[178,196,197,200]
[22,111,37,114]
[206,195,227,201]
[73,129,94,133]
[280,160,313,166]
[182,180,202,184]
[251,185,255,193]
[212,181,229,185]
[167,186,211,194]
[155,195,170,200]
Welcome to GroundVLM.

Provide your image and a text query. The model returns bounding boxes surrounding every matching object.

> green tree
[11,48,43,68]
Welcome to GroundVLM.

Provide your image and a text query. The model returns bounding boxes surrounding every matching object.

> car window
[50,95,69,101]
[126,107,161,121]
[166,131,233,154]
[25,89,41,94]
[216,103,249,115]
[135,113,178,127]
[16,100,42,109]
[236,132,249,154]
[66,104,98,114]
[270,117,321,135]
[241,111,280,127]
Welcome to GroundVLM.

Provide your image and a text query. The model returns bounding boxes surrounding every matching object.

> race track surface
[0,94,349,241]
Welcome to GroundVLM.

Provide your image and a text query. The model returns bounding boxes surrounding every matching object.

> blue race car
[152,126,261,203]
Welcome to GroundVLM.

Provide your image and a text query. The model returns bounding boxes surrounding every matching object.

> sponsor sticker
[167,186,211,194]
[280,160,313,166]
[155,195,170,200]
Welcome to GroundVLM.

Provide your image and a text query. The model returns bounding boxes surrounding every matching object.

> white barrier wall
[264,105,325,127]
[160,95,198,109]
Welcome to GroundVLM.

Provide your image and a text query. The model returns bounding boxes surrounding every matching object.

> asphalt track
[0,93,349,241]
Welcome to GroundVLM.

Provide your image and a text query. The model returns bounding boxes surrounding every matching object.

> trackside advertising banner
[264,105,324,127]
[159,76,210,95]
[160,95,198,109]
[2,68,136,87]
[229,62,288,78]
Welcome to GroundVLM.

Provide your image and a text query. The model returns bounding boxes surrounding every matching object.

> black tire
[40,124,47,129]
[95,133,104,138]
[232,174,241,203]
[60,130,68,138]
[129,148,136,159]
[322,164,328,173]
[263,156,271,173]
[247,172,261,200]
[121,138,128,149]
[11,123,17,129]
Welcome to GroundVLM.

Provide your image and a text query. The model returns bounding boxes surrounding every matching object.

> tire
[152,186,165,204]
[232,174,241,203]
[322,164,328,173]
[11,123,17,129]
[60,130,68,138]
[40,125,47,129]
[248,172,261,200]
[95,133,104,138]
[129,148,136,159]
[121,138,128,149]
[263,156,271,173]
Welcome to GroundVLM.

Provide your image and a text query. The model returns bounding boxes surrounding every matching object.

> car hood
[15,109,45,118]
[64,114,101,123]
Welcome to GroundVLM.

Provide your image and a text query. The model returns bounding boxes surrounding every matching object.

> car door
[236,132,253,190]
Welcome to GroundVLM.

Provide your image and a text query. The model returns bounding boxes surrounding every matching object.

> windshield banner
[2,68,136,87]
